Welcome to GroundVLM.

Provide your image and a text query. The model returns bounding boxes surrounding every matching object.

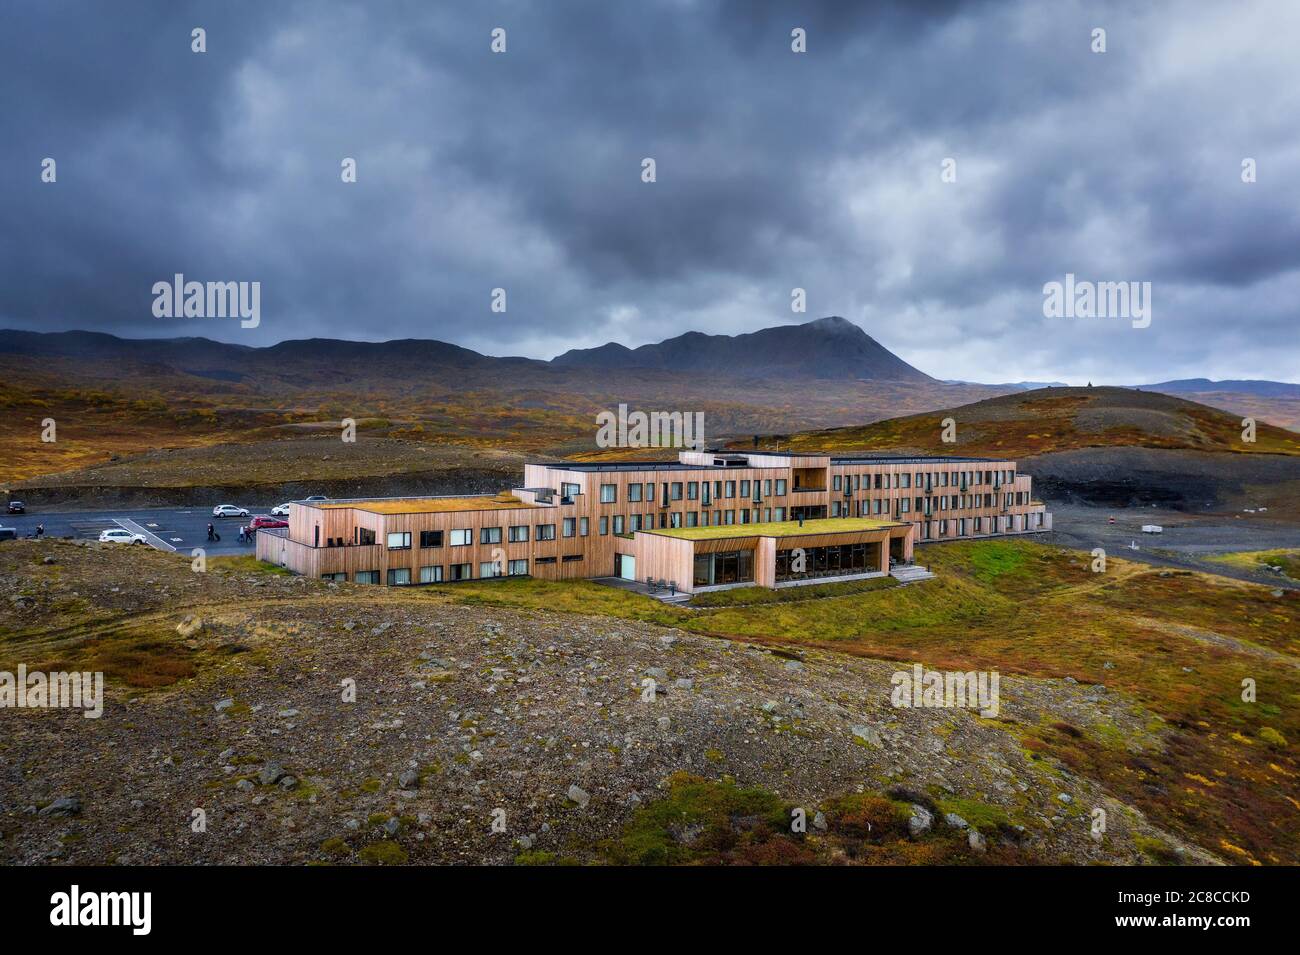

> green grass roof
[646,516,902,541]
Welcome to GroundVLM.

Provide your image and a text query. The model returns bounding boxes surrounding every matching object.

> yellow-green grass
[687,575,899,607]
[648,516,902,540]
[1203,549,1300,581]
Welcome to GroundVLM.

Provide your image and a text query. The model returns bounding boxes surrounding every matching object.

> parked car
[249,515,288,530]
[270,503,292,516]
[0,526,17,542]
[212,504,250,518]
[303,495,328,502]
[7,501,25,514]
[99,528,147,545]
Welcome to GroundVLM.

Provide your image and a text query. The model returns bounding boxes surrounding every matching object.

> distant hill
[741,386,1300,458]
[1137,378,1300,399]
[552,316,933,382]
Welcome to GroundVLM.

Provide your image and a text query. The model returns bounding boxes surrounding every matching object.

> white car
[99,528,147,545]
[270,503,291,516]
[212,504,250,518]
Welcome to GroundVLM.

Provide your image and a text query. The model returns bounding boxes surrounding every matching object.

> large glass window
[628,483,642,503]
[480,560,503,578]
[449,529,471,546]
[536,523,556,541]
[386,532,411,550]
[775,479,787,496]
[387,567,411,585]
[600,484,617,503]
[480,526,502,544]
[355,570,380,585]
[450,562,472,580]
[419,565,443,583]
[693,549,755,587]
[563,518,576,537]
[419,530,443,548]
[508,525,528,542]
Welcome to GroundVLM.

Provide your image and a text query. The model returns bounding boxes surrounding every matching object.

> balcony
[790,485,827,494]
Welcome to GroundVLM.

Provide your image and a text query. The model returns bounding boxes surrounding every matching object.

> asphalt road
[0,505,281,555]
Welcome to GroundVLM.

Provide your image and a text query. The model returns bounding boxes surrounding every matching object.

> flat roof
[830,455,1004,464]
[645,516,904,541]
[542,462,715,472]
[314,493,538,514]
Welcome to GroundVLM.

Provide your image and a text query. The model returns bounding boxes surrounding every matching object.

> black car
[0,527,16,542]
[6,501,24,514]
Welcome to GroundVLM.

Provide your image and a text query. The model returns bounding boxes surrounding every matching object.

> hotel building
[257,450,1051,594]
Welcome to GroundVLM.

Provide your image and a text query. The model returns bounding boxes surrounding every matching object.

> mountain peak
[550,316,932,382]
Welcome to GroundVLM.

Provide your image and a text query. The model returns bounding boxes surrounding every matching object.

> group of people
[208,522,259,543]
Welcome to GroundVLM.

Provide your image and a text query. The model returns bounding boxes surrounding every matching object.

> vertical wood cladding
[272,452,1048,585]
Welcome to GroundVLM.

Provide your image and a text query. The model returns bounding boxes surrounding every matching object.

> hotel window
[671,482,683,501]
[740,480,750,497]
[561,482,580,499]
[714,481,723,498]
[321,572,347,582]
[874,474,882,489]
[630,515,642,531]
[724,510,735,524]
[628,483,642,503]
[386,531,411,550]
[419,530,443,548]
[645,512,654,528]
[419,565,443,583]
[450,563,473,581]
[450,529,472,546]
[536,523,556,541]
[687,481,699,500]
[508,559,529,576]
[831,501,841,517]
[725,481,736,498]
[599,516,609,535]
[900,474,910,489]
[613,515,625,534]
[561,554,583,563]
[686,512,698,527]
[773,507,785,521]
[355,570,380,585]
[479,560,503,578]
[974,517,983,533]
[579,517,589,536]
[763,508,771,522]
[833,475,842,491]
[387,567,412,586]
[600,484,617,503]
[357,528,376,545]
[508,525,529,542]
[480,526,502,545]
[669,512,682,528]
[775,479,787,495]
[700,511,710,526]
[899,499,910,513]
[534,556,557,565]
[764,479,772,496]
[645,483,655,501]
[563,517,576,537]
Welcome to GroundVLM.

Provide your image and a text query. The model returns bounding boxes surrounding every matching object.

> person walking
[207,523,216,542]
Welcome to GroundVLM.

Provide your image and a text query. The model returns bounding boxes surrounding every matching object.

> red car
[248,515,289,530]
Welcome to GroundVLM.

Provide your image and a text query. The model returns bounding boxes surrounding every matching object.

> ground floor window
[321,572,346,582]
[419,565,443,583]
[508,559,528,576]
[561,554,583,563]
[479,560,503,578]
[355,570,380,585]
[450,563,472,581]
[693,549,754,587]
[387,567,411,586]
[776,542,879,582]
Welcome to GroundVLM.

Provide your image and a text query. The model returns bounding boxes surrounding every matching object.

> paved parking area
[1,506,278,554]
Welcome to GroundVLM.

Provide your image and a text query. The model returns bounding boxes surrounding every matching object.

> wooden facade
[259,450,1049,588]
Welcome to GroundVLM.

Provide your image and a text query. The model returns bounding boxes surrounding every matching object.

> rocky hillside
[0,539,1241,866]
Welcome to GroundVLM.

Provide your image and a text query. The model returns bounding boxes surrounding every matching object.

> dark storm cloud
[0,0,1296,382]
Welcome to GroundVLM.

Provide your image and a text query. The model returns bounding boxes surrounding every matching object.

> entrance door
[618,554,637,581]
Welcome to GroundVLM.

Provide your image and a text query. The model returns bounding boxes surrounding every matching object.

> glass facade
[775,542,879,582]
[692,549,755,587]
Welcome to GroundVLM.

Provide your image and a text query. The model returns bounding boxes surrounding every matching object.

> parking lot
[1,505,279,554]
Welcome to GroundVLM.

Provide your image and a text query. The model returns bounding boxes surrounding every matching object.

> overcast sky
[2,0,1297,384]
